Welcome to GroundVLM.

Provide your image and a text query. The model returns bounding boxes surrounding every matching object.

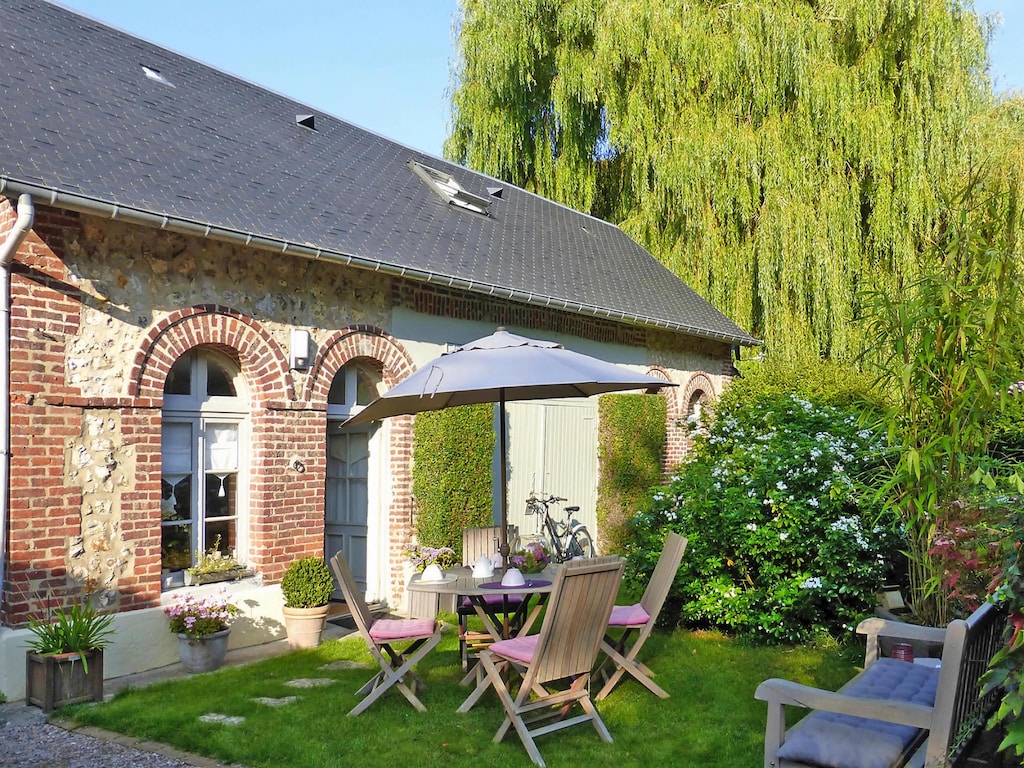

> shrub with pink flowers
[164,589,238,638]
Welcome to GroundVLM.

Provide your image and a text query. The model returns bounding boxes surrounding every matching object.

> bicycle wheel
[566,527,596,558]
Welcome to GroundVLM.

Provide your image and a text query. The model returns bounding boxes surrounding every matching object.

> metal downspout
[0,194,34,602]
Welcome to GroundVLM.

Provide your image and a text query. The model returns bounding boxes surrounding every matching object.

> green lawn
[68,621,861,768]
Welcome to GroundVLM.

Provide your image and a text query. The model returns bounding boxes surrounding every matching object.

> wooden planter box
[25,649,104,712]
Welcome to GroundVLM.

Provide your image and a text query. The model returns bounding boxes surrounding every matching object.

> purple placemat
[480,579,551,590]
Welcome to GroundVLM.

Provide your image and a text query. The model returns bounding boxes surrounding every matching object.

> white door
[504,399,599,542]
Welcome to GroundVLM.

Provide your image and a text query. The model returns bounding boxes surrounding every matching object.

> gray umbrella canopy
[344,329,676,556]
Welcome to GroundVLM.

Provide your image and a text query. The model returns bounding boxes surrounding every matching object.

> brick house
[0,0,757,698]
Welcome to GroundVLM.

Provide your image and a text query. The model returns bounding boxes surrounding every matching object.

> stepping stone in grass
[199,713,245,725]
[253,696,298,707]
[285,677,337,688]
[320,660,371,671]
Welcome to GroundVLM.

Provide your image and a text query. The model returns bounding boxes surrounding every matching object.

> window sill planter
[25,649,104,712]
[183,568,251,586]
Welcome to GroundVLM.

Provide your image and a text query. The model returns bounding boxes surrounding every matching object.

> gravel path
[0,702,211,767]
[0,708,207,767]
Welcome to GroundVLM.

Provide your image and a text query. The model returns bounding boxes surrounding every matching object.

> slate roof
[0,0,758,345]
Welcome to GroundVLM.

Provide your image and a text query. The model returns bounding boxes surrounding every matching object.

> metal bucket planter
[176,628,230,673]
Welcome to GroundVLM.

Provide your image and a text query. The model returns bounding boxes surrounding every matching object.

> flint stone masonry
[61,218,391,400]
[63,410,135,607]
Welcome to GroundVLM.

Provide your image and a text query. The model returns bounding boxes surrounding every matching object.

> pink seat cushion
[369,617,436,643]
[608,603,651,627]
[489,635,538,664]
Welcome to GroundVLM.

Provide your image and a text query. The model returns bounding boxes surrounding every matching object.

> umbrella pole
[499,390,510,565]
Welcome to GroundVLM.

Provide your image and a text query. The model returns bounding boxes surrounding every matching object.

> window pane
[206,424,238,472]
[356,365,382,405]
[161,522,192,572]
[205,473,235,520]
[327,372,346,405]
[165,354,192,395]
[206,359,237,397]
[162,423,193,477]
[161,475,192,522]
[205,518,238,556]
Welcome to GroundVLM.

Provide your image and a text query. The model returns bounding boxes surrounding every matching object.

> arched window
[327,360,383,419]
[160,348,249,589]
[686,391,704,423]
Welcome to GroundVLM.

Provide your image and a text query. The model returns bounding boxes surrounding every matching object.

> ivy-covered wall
[411,404,495,558]
[597,394,668,554]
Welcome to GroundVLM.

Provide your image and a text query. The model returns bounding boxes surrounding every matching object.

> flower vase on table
[164,588,238,673]
[509,542,550,574]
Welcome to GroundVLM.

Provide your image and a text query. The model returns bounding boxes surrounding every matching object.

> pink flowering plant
[510,542,550,574]
[404,543,458,571]
[164,588,238,638]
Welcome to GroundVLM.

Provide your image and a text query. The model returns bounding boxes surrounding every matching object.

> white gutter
[0,193,34,600]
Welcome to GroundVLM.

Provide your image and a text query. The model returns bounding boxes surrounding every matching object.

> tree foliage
[862,173,1024,625]
[447,0,1020,361]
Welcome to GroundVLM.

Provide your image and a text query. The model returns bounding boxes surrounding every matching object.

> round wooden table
[407,567,556,684]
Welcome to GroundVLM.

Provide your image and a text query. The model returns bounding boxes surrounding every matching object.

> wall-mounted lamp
[289,328,311,370]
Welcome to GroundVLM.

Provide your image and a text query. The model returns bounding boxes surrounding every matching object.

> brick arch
[304,325,415,408]
[663,371,717,475]
[129,305,292,406]
[644,365,681,416]
[680,371,717,418]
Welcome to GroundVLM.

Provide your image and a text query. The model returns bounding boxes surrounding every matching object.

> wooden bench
[755,601,1006,768]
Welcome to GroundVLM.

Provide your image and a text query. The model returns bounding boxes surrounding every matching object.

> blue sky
[60,1,1023,157]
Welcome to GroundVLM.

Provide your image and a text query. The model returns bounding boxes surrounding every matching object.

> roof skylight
[141,65,175,88]
[408,160,492,215]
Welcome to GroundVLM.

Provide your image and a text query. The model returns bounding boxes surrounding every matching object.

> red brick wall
[393,280,648,347]
[305,327,415,605]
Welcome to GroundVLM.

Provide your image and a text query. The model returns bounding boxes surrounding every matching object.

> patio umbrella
[343,328,677,558]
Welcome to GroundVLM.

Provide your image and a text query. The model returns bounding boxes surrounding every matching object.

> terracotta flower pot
[282,604,330,649]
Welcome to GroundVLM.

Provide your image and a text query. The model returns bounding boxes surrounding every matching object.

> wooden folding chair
[458,524,524,669]
[458,555,624,768]
[595,531,687,701]
[329,550,442,716]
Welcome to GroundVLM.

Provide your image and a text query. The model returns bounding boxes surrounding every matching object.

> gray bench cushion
[776,659,939,768]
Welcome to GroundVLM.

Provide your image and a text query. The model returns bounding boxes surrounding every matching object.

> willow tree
[446,0,1005,361]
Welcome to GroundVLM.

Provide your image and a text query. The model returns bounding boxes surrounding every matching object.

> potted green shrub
[25,600,115,711]
[281,556,335,649]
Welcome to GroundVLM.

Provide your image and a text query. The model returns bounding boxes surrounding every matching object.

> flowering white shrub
[627,392,905,643]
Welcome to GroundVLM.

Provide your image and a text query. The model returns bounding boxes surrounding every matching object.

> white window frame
[161,349,250,590]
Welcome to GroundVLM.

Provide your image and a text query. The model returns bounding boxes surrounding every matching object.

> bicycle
[521,493,597,563]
